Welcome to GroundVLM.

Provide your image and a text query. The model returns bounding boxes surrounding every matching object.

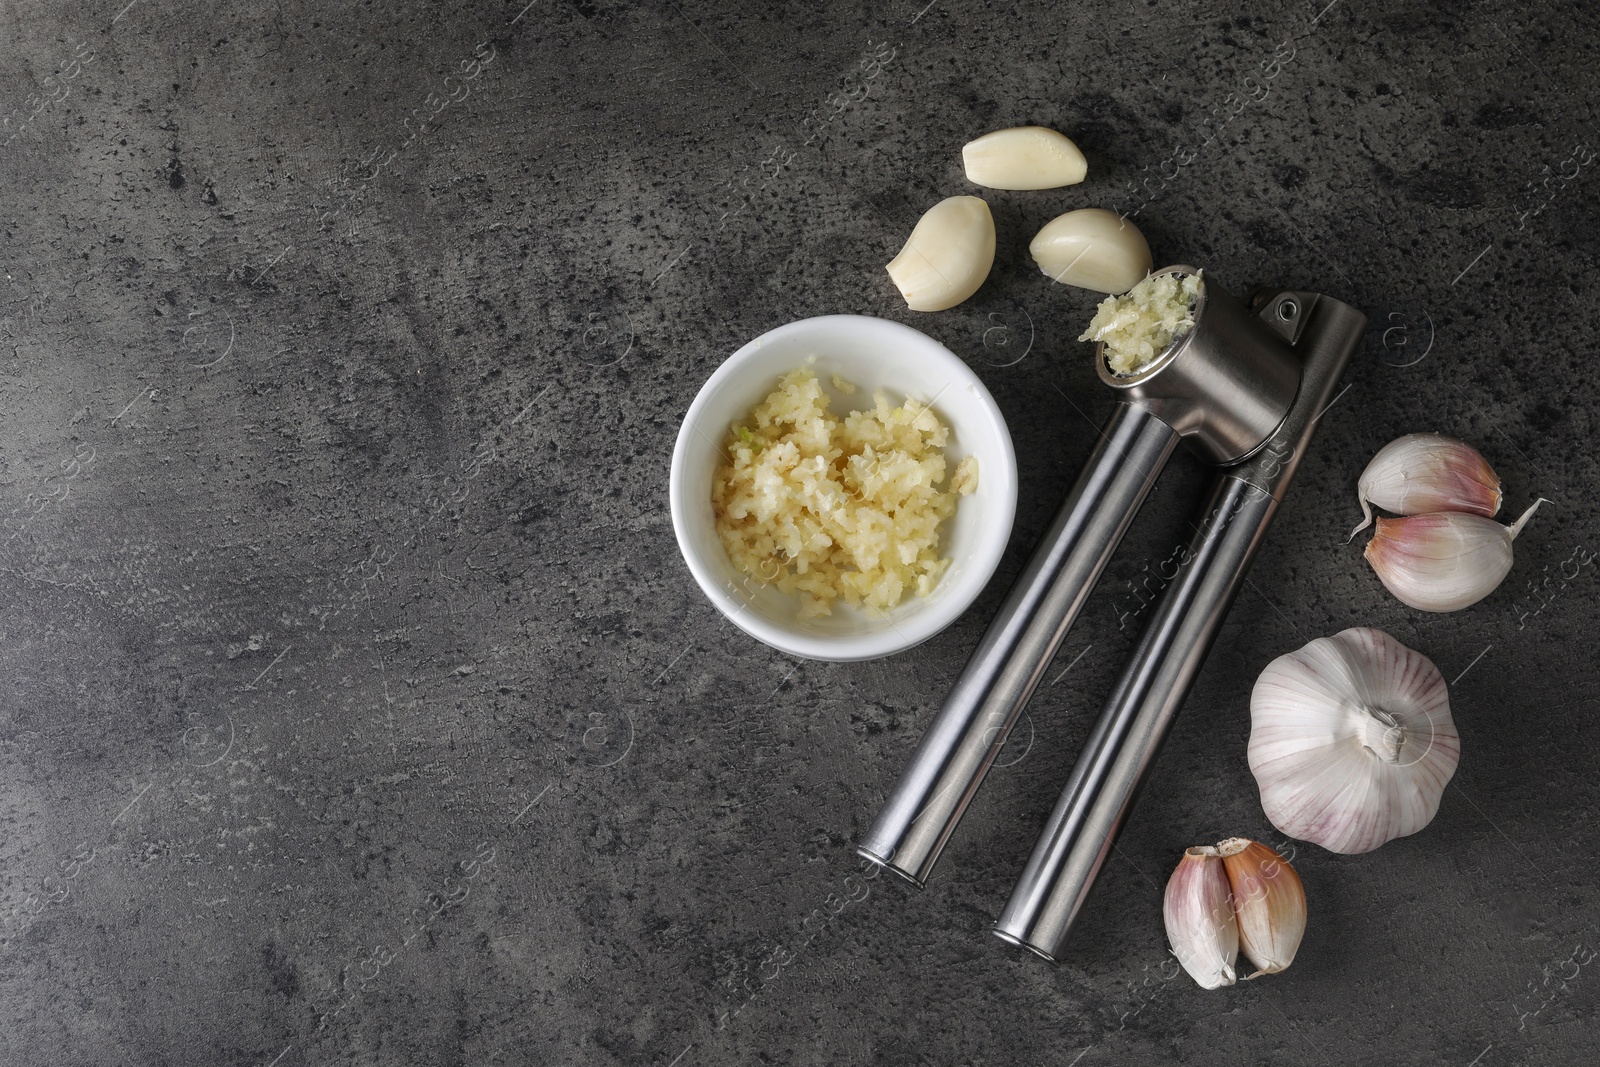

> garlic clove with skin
[1163,846,1239,989]
[962,126,1088,190]
[1363,498,1546,612]
[1249,627,1460,854]
[885,195,996,312]
[1217,838,1306,977]
[1349,432,1503,539]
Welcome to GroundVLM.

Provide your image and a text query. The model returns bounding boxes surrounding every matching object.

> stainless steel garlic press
[857,266,1366,961]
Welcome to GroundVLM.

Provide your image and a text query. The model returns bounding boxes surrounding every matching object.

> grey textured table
[2,2,1596,1064]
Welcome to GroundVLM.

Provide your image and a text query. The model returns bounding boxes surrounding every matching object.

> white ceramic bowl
[670,315,1017,662]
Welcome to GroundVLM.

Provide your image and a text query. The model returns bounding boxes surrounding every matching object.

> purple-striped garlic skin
[1163,845,1239,989]
[1249,627,1460,854]
[1218,838,1306,977]
[1350,432,1501,539]
[1364,498,1543,612]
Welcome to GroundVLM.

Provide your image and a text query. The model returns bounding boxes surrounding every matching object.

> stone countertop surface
[2,1,1596,1064]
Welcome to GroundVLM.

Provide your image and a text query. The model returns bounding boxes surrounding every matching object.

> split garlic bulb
[1248,628,1460,855]
[885,195,996,312]
[1164,838,1307,987]
[1350,433,1502,538]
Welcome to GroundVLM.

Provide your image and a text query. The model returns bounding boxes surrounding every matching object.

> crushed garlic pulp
[1080,270,1204,375]
[712,369,978,618]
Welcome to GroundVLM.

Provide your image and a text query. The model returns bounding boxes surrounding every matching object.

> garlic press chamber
[856,266,1366,961]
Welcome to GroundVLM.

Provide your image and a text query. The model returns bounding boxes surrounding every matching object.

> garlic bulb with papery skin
[1349,433,1502,539]
[1217,838,1305,977]
[1364,498,1546,612]
[1163,846,1238,989]
[1249,627,1460,855]
[885,195,996,312]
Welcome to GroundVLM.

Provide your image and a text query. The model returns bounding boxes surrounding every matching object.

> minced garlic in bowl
[712,369,978,619]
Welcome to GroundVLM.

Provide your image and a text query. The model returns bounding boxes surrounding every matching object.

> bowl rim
[668,313,1017,662]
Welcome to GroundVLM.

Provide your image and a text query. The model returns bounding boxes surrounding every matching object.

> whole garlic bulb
[1248,627,1460,855]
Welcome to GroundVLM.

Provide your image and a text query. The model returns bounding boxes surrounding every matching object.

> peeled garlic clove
[1163,846,1239,989]
[1029,208,1152,295]
[1217,839,1306,977]
[1350,433,1502,538]
[1249,627,1460,854]
[885,195,996,312]
[962,126,1087,190]
[1363,498,1544,612]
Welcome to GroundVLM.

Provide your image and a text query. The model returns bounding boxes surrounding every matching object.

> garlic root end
[1345,501,1374,544]
[1507,496,1550,540]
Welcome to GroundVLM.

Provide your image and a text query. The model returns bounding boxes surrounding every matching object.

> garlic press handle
[856,401,1179,887]
[995,292,1367,961]
[994,472,1278,959]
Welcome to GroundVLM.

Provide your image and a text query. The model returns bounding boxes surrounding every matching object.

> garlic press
[857,266,1366,961]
